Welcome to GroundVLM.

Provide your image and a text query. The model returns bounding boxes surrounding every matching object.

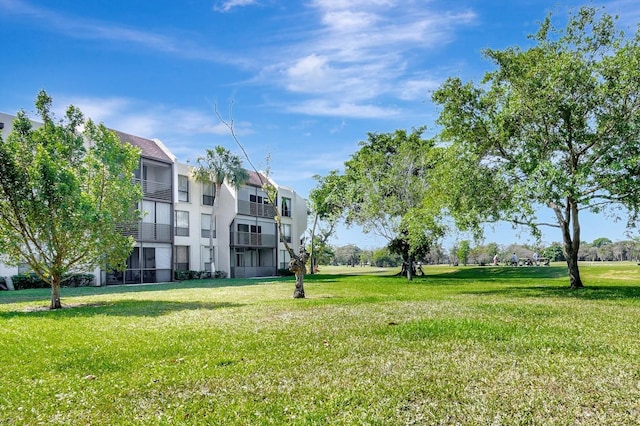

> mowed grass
[1,264,639,425]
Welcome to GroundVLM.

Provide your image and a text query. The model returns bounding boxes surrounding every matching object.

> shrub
[11,273,95,290]
[0,276,7,291]
[277,268,294,276]
[174,270,219,281]
[174,270,189,281]
[63,274,95,287]
[11,273,48,290]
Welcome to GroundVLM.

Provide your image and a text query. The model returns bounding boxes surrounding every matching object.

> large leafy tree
[432,6,640,288]
[0,91,142,309]
[192,146,248,274]
[336,128,444,279]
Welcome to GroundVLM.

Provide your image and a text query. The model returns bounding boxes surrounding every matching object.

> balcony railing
[230,231,276,248]
[105,268,172,285]
[237,200,276,218]
[136,179,172,201]
[118,222,172,242]
[231,266,277,278]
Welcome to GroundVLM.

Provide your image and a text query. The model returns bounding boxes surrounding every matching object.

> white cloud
[286,99,402,119]
[54,95,252,139]
[321,10,380,32]
[213,0,258,13]
[286,54,336,93]
[397,78,440,101]
[255,1,476,118]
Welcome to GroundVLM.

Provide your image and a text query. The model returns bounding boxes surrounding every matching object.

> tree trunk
[558,200,584,288]
[209,209,215,274]
[309,214,318,275]
[289,248,309,299]
[50,278,62,310]
[566,250,583,289]
[293,271,305,298]
[211,183,223,275]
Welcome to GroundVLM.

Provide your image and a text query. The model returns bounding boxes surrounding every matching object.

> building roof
[113,130,173,163]
[246,170,269,188]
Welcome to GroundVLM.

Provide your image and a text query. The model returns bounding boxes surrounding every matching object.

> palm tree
[192,146,248,275]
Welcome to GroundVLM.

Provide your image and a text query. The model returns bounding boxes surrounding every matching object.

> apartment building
[0,114,307,287]
[173,162,307,279]
[104,131,176,285]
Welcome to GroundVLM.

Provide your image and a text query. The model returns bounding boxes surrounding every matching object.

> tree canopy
[307,171,344,274]
[432,6,640,288]
[320,128,445,279]
[0,91,142,308]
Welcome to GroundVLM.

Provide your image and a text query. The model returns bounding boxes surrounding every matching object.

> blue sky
[1,0,638,249]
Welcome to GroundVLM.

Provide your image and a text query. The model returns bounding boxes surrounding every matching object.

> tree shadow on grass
[426,266,569,281]
[464,284,640,301]
[424,267,640,301]
[0,277,289,306]
[0,300,242,319]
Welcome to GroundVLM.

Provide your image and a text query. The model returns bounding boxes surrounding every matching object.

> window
[281,223,291,243]
[280,249,291,270]
[178,175,189,202]
[237,223,249,244]
[142,200,171,241]
[203,182,214,206]
[282,197,292,217]
[143,247,156,269]
[250,194,271,204]
[236,223,259,245]
[175,210,189,236]
[202,245,214,272]
[201,213,215,238]
[175,246,189,271]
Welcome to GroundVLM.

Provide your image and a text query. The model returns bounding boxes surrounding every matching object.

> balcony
[118,222,172,243]
[230,231,276,248]
[136,179,172,201]
[237,200,276,218]
[231,266,277,278]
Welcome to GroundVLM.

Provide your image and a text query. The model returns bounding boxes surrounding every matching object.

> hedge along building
[0,113,308,287]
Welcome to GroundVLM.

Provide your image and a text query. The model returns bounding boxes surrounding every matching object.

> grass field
[1,263,639,425]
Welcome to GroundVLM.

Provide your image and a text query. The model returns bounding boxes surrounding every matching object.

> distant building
[0,113,307,287]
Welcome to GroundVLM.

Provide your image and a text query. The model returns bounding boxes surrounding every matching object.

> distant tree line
[319,237,640,268]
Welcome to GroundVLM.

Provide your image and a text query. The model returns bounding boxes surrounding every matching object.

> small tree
[0,91,142,309]
[191,146,248,275]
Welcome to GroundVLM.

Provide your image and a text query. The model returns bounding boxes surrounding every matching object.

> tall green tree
[457,240,471,266]
[432,6,640,288]
[0,91,142,309]
[337,128,444,280]
[192,146,248,274]
[307,171,344,274]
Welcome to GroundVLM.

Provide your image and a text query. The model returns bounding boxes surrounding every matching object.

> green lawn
[1,263,639,425]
